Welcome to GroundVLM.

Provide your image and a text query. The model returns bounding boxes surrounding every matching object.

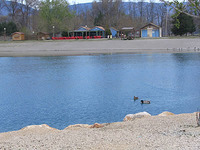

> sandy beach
[0,112,199,149]
[0,38,200,57]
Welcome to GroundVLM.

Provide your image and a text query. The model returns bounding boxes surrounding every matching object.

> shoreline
[0,112,199,149]
[0,38,200,57]
[0,111,197,134]
[0,111,196,133]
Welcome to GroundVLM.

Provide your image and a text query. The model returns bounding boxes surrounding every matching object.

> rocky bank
[0,112,200,149]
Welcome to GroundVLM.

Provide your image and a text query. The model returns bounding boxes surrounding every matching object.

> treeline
[0,0,198,37]
[72,1,169,33]
[0,0,39,35]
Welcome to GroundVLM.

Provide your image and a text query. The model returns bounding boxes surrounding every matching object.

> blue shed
[90,26,105,38]
[73,26,91,37]
[141,23,162,38]
[110,27,119,38]
[77,26,90,31]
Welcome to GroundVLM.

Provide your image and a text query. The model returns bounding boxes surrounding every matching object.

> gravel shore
[0,113,199,149]
[0,38,200,57]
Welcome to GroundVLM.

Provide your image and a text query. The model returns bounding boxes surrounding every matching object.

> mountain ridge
[0,1,168,17]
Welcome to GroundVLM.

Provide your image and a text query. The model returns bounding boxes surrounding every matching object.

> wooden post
[4,28,6,41]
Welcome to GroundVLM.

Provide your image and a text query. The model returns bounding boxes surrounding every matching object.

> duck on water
[141,100,150,104]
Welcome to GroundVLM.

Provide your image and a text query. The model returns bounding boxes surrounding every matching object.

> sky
[68,0,168,5]
[69,0,136,5]
[69,0,94,4]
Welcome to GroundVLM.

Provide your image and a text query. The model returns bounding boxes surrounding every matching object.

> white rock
[158,111,175,116]
[90,123,104,128]
[65,124,91,130]
[123,112,151,121]
[21,124,57,131]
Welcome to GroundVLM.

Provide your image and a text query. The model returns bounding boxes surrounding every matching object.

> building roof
[12,32,24,35]
[121,27,134,30]
[76,26,91,31]
[71,26,106,32]
[141,23,161,29]
[96,26,105,31]
[82,26,91,30]
[110,27,119,31]
[90,26,105,31]
[37,32,49,35]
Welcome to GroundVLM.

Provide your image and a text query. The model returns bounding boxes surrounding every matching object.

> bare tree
[92,0,124,27]
[2,0,19,22]
[146,0,155,23]
[138,0,145,18]
[17,0,39,29]
[131,1,137,18]
[153,3,168,35]
[0,1,2,15]
[136,0,148,26]
[1,0,40,31]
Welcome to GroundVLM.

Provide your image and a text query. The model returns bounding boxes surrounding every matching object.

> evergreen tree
[105,25,112,36]
[171,13,196,36]
[0,22,18,36]
[61,31,68,37]
[94,12,104,26]
[6,22,18,35]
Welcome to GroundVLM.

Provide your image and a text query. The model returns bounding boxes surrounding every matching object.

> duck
[134,96,138,100]
[141,100,150,104]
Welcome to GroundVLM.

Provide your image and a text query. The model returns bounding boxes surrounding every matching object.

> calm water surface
[0,53,200,132]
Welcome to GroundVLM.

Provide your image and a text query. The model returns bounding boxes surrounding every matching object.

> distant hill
[0,0,10,16]
[0,1,170,17]
[0,1,93,16]
[69,3,92,12]
[0,0,34,16]
[69,2,169,16]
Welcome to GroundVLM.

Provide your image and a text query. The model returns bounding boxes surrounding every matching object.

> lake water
[0,53,200,133]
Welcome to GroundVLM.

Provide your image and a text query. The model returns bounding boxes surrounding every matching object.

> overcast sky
[69,0,136,4]
[69,0,94,4]
[68,0,166,5]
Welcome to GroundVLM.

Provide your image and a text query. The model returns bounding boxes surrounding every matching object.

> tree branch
[188,0,200,11]
[160,0,200,18]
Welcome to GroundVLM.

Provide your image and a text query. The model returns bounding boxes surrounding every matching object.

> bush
[171,13,196,36]
[0,22,18,36]
[62,31,68,37]
[105,28,112,36]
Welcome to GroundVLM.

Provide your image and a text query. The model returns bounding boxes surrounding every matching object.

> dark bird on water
[134,96,138,100]
[141,100,150,104]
